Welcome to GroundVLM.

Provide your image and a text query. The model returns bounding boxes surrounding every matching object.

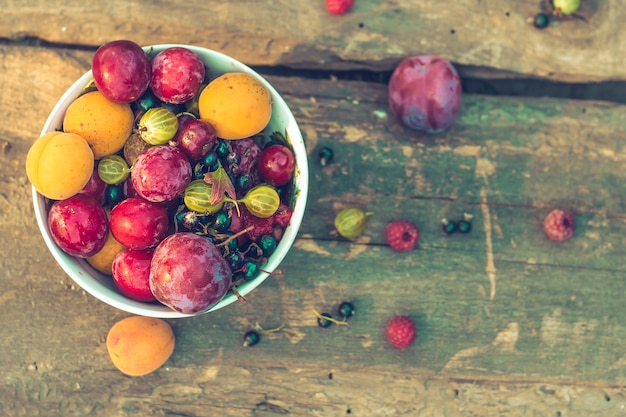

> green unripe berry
[334,207,372,239]
[553,0,580,15]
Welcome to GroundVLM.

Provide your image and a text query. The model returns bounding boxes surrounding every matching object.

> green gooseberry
[237,185,280,219]
[334,207,372,239]
[138,107,179,145]
[552,0,580,15]
[97,155,131,185]
[183,179,224,214]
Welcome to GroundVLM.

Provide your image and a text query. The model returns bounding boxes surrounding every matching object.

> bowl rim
[32,43,309,318]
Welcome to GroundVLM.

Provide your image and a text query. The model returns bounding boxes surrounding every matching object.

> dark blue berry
[133,90,159,113]
[226,251,245,271]
[259,234,277,256]
[317,313,334,328]
[457,219,472,234]
[337,301,355,319]
[442,219,458,234]
[226,236,239,253]
[213,211,232,233]
[534,13,550,29]
[105,184,124,207]
[241,261,260,281]
[242,330,260,347]
[318,147,334,166]
[236,174,253,193]
[202,152,220,172]
[216,141,230,158]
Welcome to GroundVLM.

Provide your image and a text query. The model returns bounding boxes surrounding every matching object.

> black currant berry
[317,313,334,328]
[318,146,334,166]
[259,234,277,256]
[337,301,355,319]
[215,140,230,158]
[213,211,232,233]
[241,261,259,281]
[457,219,472,234]
[242,330,260,347]
[533,13,550,29]
[442,219,458,234]
[202,152,220,172]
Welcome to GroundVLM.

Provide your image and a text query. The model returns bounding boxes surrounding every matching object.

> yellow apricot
[198,72,272,140]
[26,131,94,200]
[86,230,125,275]
[63,90,134,159]
[106,316,175,377]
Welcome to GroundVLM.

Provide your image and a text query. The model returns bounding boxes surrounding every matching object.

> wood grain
[2,43,626,416]
[0,0,624,82]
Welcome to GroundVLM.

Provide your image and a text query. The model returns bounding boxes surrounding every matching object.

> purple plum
[150,232,232,314]
[388,55,462,133]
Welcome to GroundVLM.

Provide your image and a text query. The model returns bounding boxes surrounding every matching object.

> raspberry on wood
[543,209,575,241]
[385,219,420,251]
[385,315,417,349]
[325,0,355,15]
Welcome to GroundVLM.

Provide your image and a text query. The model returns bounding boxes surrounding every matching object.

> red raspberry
[273,203,293,228]
[240,206,275,242]
[325,0,354,15]
[385,219,420,251]
[543,209,575,241]
[385,315,417,349]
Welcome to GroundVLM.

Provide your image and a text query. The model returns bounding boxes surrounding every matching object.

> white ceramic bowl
[32,44,309,318]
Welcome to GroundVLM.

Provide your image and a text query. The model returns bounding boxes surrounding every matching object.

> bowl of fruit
[27,41,308,318]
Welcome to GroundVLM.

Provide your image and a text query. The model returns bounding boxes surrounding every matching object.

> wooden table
[2,1,626,416]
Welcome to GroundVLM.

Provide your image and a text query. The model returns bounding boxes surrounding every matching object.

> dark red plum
[150,47,205,104]
[256,144,295,187]
[388,55,462,133]
[112,248,156,302]
[79,167,108,205]
[131,145,192,203]
[48,194,108,258]
[175,119,217,161]
[92,40,151,103]
[150,233,232,314]
[109,197,169,250]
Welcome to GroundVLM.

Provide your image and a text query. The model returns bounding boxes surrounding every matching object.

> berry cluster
[172,132,295,288]
[315,301,355,328]
[441,214,473,235]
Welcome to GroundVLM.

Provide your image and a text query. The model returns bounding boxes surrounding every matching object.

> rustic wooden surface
[1,0,625,82]
[2,2,626,416]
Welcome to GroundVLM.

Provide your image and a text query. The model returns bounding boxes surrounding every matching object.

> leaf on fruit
[203,161,237,205]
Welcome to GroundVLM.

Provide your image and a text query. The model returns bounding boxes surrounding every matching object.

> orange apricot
[26,131,94,200]
[63,90,134,159]
[198,72,272,140]
[106,316,175,377]
[86,230,125,275]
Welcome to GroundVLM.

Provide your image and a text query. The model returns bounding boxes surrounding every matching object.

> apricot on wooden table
[106,316,175,376]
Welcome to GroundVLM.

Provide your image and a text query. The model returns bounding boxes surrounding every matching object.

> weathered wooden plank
[0,0,625,82]
[3,44,626,416]
[3,362,626,416]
